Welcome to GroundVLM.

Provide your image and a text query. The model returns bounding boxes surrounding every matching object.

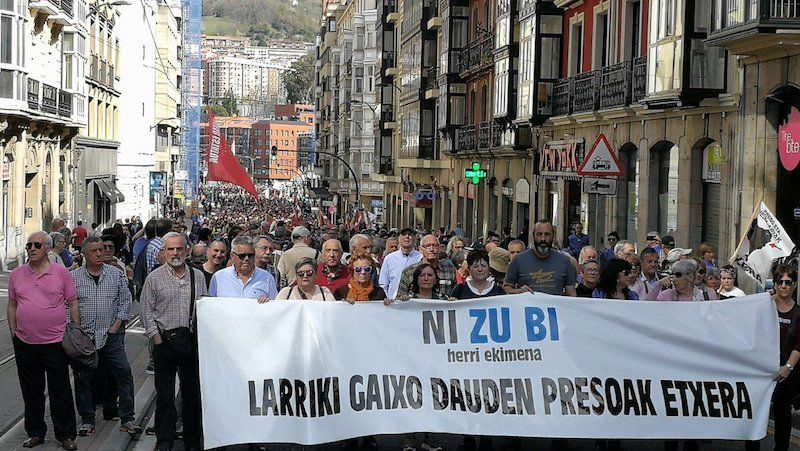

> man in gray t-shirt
[504,220,578,296]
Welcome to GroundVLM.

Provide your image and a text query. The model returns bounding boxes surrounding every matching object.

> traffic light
[271,146,278,162]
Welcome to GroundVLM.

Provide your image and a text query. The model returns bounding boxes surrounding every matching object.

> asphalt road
[0,270,796,450]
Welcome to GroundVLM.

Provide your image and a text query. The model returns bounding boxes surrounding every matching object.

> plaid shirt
[141,263,208,338]
[146,237,164,273]
[72,264,132,349]
[396,259,457,298]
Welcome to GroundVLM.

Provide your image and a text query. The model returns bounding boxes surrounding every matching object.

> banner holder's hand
[258,295,270,304]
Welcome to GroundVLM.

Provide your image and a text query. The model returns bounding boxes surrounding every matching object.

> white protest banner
[197,294,778,449]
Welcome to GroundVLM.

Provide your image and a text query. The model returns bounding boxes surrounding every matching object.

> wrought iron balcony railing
[41,84,58,115]
[27,79,40,110]
[58,90,72,117]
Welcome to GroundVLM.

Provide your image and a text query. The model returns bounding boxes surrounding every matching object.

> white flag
[732,202,796,286]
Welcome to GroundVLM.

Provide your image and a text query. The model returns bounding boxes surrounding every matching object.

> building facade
[74,0,124,227]
[117,0,158,221]
[0,0,88,267]
[250,119,313,182]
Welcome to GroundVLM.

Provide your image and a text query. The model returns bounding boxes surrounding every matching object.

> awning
[92,178,125,203]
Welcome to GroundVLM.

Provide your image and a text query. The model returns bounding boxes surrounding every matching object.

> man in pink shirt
[8,231,80,450]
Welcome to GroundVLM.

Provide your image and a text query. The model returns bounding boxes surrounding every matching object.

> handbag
[159,267,197,356]
[63,322,97,368]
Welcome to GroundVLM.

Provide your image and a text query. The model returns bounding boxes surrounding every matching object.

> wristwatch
[786,363,794,371]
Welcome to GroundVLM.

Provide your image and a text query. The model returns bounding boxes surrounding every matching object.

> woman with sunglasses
[591,258,639,300]
[336,257,387,302]
[274,258,334,301]
[451,250,506,299]
[691,257,719,300]
[745,265,800,451]
[622,254,642,296]
[656,260,706,301]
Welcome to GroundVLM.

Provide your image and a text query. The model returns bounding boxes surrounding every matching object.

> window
[355,67,364,93]
[366,66,374,92]
[657,0,675,38]
[569,21,584,75]
[623,0,642,60]
[593,11,609,68]
[516,17,534,118]
[0,15,11,63]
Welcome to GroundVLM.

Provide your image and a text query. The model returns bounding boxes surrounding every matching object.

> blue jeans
[73,332,136,424]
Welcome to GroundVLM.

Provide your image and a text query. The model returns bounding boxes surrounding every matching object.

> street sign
[464,162,487,184]
[582,177,618,195]
[578,134,624,177]
[322,200,333,207]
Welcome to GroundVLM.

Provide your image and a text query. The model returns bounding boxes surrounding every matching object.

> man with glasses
[71,237,141,438]
[8,232,80,450]
[380,228,423,299]
[396,235,457,298]
[600,231,619,266]
[316,239,350,296]
[141,232,208,451]
[576,259,601,297]
[504,220,578,297]
[209,236,278,302]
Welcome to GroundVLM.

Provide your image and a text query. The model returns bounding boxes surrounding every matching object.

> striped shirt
[141,263,208,338]
[72,264,132,348]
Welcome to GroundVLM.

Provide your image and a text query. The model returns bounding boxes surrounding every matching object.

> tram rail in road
[0,315,149,449]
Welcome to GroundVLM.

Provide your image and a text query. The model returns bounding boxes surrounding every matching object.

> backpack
[132,244,150,301]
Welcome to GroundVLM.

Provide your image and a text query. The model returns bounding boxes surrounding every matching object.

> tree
[221,89,239,116]
[283,53,315,104]
[205,104,229,116]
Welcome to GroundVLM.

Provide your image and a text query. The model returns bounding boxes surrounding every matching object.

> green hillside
[202,0,321,43]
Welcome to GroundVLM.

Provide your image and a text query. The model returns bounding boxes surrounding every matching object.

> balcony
[455,123,503,152]
[89,55,98,80]
[29,0,60,18]
[424,66,438,96]
[41,84,58,115]
[599,61,631,109]
[478,122,491,149]
[58,90,72,117]
[385,0,400,22]
[632,56,647,102]
[61,0,72,17]
[107,64,115,88]
[379,158,394,175]
[457,33,494,78]
[381,104,395,123]
[552,56,648,116]
[27,79,40,110]
[706,0,800,54]
[382,51,398,76]
[419,137,435,159]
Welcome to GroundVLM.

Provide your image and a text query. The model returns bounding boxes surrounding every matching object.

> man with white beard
[141,232,209,451]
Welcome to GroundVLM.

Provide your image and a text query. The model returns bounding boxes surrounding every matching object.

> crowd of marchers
[5,184,798,451]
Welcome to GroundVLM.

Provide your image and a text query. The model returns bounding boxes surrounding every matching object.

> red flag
[206,111,259,199]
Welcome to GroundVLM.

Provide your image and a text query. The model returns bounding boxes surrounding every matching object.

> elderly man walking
[8,231,80,450]
[141,232,209,451]
[71,237,141,437]
[317,239,350,295]
[276,226,319,286]
[379,228,422,299]
[210,236,278,301]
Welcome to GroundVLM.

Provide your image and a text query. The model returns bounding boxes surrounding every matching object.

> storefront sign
[540,141,584,175]
[414,190,435,208]
[779,107,800,171]
[702,143,723,183]
[502,186,513,198]
[371,199,384,209]
[403,192,412,202]
[464,162,487,184]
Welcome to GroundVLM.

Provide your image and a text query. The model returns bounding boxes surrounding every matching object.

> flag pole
[729,197,764,265]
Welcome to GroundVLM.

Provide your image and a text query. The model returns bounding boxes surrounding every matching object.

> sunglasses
[233,252,255,260]
[697,270,706,275]
[25,242,44,250]
[672,272,686,279]
[647,236,659,241]
[354,266,373,274]
[776,279,795,286]
[296,270,315,278]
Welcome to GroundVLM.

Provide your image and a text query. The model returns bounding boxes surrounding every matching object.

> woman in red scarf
[335,257,387,302]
